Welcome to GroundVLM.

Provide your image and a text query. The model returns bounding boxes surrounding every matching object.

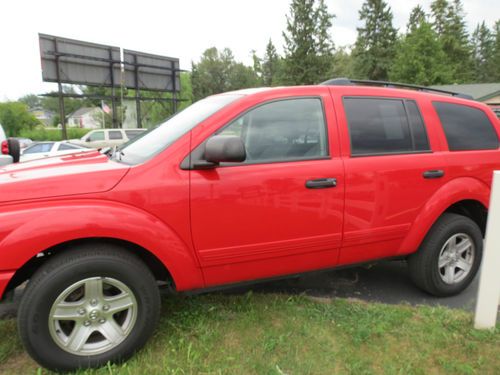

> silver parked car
[70,128,147,149]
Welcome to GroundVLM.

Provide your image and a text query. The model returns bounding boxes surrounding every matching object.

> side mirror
[200,135,246,167]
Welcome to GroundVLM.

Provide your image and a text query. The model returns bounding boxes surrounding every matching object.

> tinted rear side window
[344,98,430,155]
[433,102,499,151]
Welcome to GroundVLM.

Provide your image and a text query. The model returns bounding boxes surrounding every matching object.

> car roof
[224,83,485,111]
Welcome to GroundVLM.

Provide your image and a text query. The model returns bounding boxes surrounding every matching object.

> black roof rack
[320,78,474,100]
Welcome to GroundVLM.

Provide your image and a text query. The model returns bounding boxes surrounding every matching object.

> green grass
[17,127,89,141]
[0,293,498,374]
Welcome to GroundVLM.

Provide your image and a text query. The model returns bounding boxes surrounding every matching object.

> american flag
[101,101,111,114]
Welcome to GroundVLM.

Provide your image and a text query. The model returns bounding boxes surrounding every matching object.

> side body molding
[398,177,490,255]
[0,199,204,291]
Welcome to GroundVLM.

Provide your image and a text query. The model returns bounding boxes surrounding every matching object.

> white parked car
[0,124,20,166]
[70,128,147,149]
[20,141,90,162]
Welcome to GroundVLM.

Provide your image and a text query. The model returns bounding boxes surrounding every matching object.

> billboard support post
[108,47,118,128]
[134,54,142,128]
[53,39,67,140]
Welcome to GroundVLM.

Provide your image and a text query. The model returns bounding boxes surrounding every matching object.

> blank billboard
[39,34,180,93]
[123,50,180,92]
[39,34,121,87]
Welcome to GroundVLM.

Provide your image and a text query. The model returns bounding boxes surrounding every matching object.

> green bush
[17,127,89,141]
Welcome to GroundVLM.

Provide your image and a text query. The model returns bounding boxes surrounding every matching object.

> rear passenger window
[344,98,430,155]
[433,102,499,151]
[108,131,123,140]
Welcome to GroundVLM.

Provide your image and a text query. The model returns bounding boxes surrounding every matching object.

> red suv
[1,79,499,371]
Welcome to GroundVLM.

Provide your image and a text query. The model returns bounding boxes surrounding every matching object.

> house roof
[430,83,500,101]
[68,107,101,118]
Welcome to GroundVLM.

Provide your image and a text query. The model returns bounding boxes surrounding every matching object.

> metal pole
[474,171,500,329]
[134,54,141,128]
[54,39,67,140]
[109,47,118,128]
[101,100,105,128]
[172,61,178,114]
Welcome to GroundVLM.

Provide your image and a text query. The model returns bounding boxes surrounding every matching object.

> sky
[0,0,498,100]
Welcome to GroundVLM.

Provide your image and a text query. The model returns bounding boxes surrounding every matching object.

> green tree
[430,0,472,82]
[352,0,397,81]
[491,20,500,81]
[330,47,354,78]
[407,5,427,33]
[282,0,335,85]
[18,94,41,110]
[39,85,83,126]
[261,39,282,86]
[390,15,452,85]
[0,102,40,136]
[191,47,259,101]
[471,22,495,82]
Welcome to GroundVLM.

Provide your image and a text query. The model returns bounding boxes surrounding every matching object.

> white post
[474,171,500,329]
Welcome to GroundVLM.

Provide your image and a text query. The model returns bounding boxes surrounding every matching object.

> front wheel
[17,244,161,372]
[408,213,483,297]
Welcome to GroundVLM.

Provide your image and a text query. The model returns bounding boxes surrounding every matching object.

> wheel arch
[3,237,176,299]
[398,177,490,255]
[0,200,205,300]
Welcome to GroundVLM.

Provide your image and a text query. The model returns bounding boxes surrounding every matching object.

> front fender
[398,177,490,255]
[0,199,204,291]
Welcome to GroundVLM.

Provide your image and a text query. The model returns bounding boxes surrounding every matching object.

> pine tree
[282,0,335,85]
[390,12,452,85]
[430,0,472,82]
[352,0,397,81]
[491,20,500,81]
[430,0,448,35]
[407,5,426,33]
[262,39,281,86]
[471,22,495,82]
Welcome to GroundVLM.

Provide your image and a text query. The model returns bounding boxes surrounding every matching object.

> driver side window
[218,98,328,163]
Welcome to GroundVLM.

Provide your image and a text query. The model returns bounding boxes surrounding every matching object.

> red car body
[1,85,499,298]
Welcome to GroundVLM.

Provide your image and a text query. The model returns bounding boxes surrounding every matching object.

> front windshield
[115,94,242,165]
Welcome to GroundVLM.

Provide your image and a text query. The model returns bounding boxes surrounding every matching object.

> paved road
[3,260,492,321]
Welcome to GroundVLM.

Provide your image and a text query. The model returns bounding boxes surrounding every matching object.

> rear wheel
[17,244,161,372]
[7,138,20,163]
[408,213,483,296]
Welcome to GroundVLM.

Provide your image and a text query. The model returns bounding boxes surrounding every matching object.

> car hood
[0,150,129,203]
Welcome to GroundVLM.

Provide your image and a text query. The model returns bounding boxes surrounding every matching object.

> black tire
[408,213,483,297]
[17,244,161,372]
[7,138,20,163]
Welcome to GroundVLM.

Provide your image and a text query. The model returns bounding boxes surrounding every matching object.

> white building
[67,107,104,129]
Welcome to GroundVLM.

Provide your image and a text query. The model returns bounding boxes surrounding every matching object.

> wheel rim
[438,233,475,285]
[48,277,138,356]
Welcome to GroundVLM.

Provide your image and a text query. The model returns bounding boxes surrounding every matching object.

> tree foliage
[0,102,40,136]
[390,13,452,85]
[430,0,472,82]
[489,20,500,82]
[261,39,282,86]
[191,47,258,101]
[352,0,397,81]
[471,22,495,82]
[282,0,335,85]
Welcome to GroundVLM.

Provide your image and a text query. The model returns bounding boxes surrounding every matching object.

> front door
[190,93,345,287]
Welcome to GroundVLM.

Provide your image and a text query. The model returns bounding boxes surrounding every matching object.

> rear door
[190,89,345,287]
[334,94,448,265]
